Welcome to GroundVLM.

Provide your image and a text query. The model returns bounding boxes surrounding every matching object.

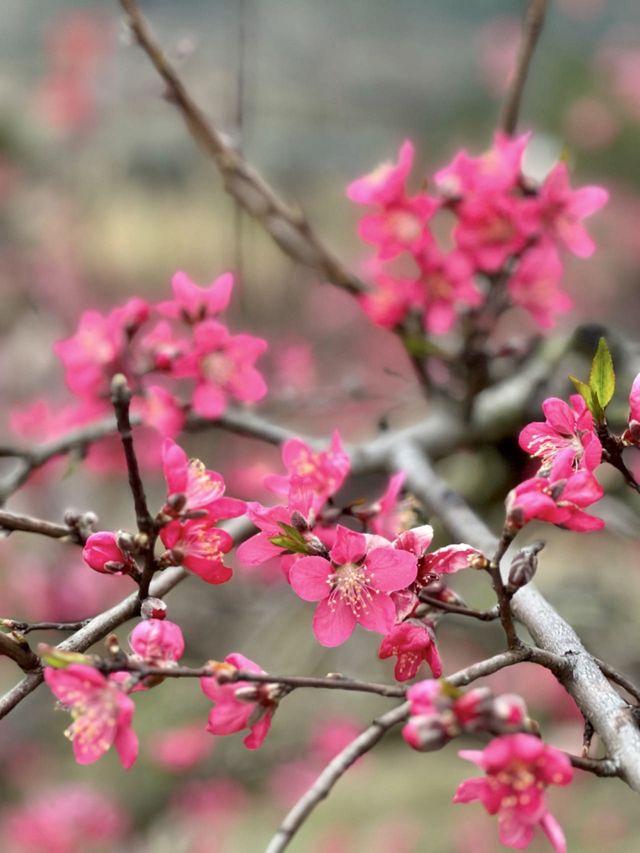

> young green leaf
[569,375,601,420]
[589,337,615,410]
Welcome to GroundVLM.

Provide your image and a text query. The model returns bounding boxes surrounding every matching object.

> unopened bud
[167,493,187,514]
[507,541,544,594]
[402,714,450,752]
[491,693,528,729]
[141,597,167,620]
[116,530,137,553]
[63,509,81,526]
[290,511,309,533]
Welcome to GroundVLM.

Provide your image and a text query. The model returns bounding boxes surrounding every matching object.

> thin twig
[499,0,548,134]
[0,510,78,542]
[0,632,41,673]
[266,648,531,853]
[568,753,619,778]
[1,620,91,636]
[594,657,640,704]
[119,0,367,297]
[419,594,499,622]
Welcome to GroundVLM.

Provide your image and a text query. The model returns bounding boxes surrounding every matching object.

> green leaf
[269,534,312,555]
[589,337,615,411]
[569,375,604,422]
[37,643,93,669]
[401,334,449,360]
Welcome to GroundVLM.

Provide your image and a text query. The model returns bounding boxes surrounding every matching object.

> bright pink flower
[1,784,128,853]
[538,161,608,258]
[507,243,572,329]
[369,471,407,539]
[347,139,415,206]
[162,438,246,519]
[435,132,530,196]
[157,270,234,322]
[82,531,133,575]
[519,394,602,476]
[44,664,138,768]
[236,482,318,569]
[378,621,442,681]
[200,653,277,749]
[173,320,267,418]
[506,469,604,531]
[111,296,150,333]
[160,517,234,584]
[129,618,185,664]
[289,525,417,647]
[264,431,351,507]
[518,394,602,478]
[393,525,484,585]
[149,722,214,771]
[413,245,483,334]
[453,734,573,852]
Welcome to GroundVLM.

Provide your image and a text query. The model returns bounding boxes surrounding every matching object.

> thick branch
[391,441,640,792]
[499,0,548,134]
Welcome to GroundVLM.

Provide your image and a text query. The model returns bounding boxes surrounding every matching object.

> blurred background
[1,0,640,850]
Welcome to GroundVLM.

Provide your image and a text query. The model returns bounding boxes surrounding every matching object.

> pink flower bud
[82,532,130,574]
[129,619,184,664]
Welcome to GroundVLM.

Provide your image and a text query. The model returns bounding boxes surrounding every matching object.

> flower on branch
[160,518,234,585]
[200,654,279,750]
[288,524,417,647]
[378,620,442,681]
[129,618,185,665]
[156,270,234,323]
[453,733,573,853]
[403,680,528,752]
[82,531,135,575]
[506,469,604,532]
[44,663,138,768]
[519,394,602,477]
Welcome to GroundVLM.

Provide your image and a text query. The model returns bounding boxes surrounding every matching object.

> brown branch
[568,754,619,778]
[266,648,531,853]
[0,510,82,542]
[0,632,40,673]
[391,440,640,793]
[418,594,499,622]
[594,657,640,705]
[119,0,366,298]
[1,620,91,636]
[96,661,407,698]
[499,0,548,135]
[0,516,253,719]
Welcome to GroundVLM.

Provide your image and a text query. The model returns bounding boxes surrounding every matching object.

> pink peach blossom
[129,618,185,664]
[435,132,530,196]
[264,431,351,507]
[378,621,442,681]
[160,517,234,584]
[82,531,133,575]
[506,469,604,531]
[200,653,277,749]
[44,664,138,768]
[519,394,601,476]
[347,139,415,206]
[507,243,572,329]
[453,734,572,852]
[289,525,417,646]
[413,245,483,334]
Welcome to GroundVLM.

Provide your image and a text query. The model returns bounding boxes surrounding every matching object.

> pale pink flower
[369,471,407,539]
[1,784,127,853]
[162,438,246,519]
[44,664,138,768]
[289,524,417,646]
[200,653,277,749]
[358,194,436,260]
[378,621,442,681]
[173,320,268,418]
[394,524,484,586]
[538,161,608,258]
[131,385,185,439]
[129,618,185,664]
[160,518,234,584]
[264,431,351,507]
[157,270,234,322]
[519,394,602,476]
[53,308,127,399]
[506,469,604,532]
[453,734,573,852]
[347,139,415,206]
[507,243,572,329]
[358,271,416,329]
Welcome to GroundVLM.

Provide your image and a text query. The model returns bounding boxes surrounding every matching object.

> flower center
[202,352,234,385]
[328,562,373,615]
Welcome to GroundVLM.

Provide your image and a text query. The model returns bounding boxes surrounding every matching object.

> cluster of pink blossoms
[11,271,267,472]
[508,394,605,531]
[82,437,245,585]
[44,613,185,768]
[348,133,608,333]
[238,433,483,679]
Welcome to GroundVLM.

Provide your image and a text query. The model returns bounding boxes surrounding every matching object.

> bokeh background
[2,0,640,850]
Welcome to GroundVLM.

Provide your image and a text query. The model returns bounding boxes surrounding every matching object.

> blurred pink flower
[157,271,234,322]
[149,723,214,771]
[44,664,138,768]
